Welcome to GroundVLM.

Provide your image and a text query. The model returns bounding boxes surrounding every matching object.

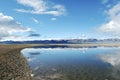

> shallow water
[21,47,120,80]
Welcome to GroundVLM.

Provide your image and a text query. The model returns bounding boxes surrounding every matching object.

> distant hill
[0,38,120,44]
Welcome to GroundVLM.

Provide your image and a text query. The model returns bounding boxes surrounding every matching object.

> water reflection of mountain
[29,52,41,55]
[100,51,120,80]
[0,48,32,80]
[33,45,97,48]
[21,48,42,62]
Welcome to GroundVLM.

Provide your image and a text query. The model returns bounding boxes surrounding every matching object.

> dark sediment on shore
[0,46,32,80]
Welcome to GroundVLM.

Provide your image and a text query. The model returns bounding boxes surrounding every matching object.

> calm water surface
[21,47,120,80]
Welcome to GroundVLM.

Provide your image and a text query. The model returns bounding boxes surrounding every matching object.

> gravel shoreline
[0,45,32,80]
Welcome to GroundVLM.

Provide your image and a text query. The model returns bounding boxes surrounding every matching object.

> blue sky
[0,0,120,41]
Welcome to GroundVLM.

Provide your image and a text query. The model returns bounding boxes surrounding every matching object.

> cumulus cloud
[99,2,120,36]
[0,12,31,40]
[16,0,66,16]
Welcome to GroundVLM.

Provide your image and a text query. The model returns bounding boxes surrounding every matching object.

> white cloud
[51,18,56,21]
[16,0,66,16]
[99,2,120,36]
[107,2,120,19]
[32,18,39,23]
[0,12,31,40]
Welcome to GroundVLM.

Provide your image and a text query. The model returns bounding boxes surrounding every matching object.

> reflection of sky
[99,50,120,80]
[79,48,88,53]
[21,48,100,67]
[21,48,42,62]
[22,48,88,54]
[21,47,120,63]
[21,47,119,68]
[100,52,120,66]
[21,47,120,80]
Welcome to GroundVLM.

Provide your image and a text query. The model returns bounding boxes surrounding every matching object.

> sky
[0,0,120,41]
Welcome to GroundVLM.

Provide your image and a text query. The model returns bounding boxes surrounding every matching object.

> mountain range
[0,38,120,44]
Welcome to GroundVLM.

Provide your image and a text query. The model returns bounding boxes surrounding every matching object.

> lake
[21,47,120,80]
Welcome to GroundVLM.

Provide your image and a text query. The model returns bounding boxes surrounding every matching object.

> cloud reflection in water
[100,51,120,79]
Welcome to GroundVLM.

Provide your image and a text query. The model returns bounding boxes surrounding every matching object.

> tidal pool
[21,47,120,80]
